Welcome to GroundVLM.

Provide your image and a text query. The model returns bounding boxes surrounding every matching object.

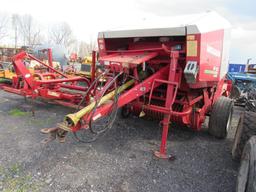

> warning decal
[187,41,197,57]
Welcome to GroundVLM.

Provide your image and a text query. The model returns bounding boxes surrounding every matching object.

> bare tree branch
[12,14,19,48]
[78,40,97,57]
[0,13,9,41]
[49,22,76,51]
[17,14,42,47]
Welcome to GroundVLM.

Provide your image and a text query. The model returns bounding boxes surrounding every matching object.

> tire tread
[208,96,233,138]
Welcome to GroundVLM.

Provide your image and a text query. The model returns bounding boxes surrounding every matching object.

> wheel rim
[226,108,233,132]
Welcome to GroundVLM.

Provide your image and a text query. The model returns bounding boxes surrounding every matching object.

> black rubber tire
[236,136,256,192]
[120,105,131,118]
[245,100,256,113]
[230,85,241,99]
[208,96,233,138]
[232,111,256,160]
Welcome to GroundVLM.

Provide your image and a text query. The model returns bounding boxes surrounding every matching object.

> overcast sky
[0,0,255,63]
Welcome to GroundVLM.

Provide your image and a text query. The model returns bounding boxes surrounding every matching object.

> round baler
[0,12,233,159]
[60,11,233,158]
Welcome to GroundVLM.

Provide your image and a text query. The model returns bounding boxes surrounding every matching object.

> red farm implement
[0,50,92,108]
[1,12,233,159]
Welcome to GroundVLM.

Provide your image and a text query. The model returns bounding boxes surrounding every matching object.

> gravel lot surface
[0,91,240,192]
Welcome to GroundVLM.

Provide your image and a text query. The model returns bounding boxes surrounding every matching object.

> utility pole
[246,58,252,72]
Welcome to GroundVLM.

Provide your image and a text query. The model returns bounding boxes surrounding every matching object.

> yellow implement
[0,69,15,79]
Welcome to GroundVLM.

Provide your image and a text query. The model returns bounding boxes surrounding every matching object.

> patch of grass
[0,78,12,84]
[8,109,28,117]
[28,117,54,127]
[0,164,42,192]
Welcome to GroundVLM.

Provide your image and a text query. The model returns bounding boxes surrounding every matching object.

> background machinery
[227,62,256,105]
[232,88,256,192]
[78,56,94,78]
[65,55,99,79]
[0,50,91,109]
[0,46,29,82]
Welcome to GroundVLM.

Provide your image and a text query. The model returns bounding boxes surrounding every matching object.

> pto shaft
[64,79,134,126]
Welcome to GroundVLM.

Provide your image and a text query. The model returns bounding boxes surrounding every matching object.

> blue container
[228,64,246,72]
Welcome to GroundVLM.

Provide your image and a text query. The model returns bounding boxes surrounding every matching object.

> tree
[78,40,97,58]
[49,22,75,51]
[18,14,42,47]
[68,39,79,54]
[0,13,9,42]
[12,14,19,48]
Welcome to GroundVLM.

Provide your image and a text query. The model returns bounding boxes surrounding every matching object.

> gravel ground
[0,91,240,192]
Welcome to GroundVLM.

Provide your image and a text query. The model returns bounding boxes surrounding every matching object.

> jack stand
[154,151,175,160]
[154,116,175,160]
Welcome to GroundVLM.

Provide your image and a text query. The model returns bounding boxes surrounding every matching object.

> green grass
[0,164,42,192]
[8,109,28,117]
[0,78,12,83]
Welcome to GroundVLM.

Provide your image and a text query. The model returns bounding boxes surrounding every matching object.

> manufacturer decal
[207,45,221,58]
[204,69,217,74]
[204,69,218,77]
[187,41,197,57]
[187,35,195,41]
[48,91,60,97]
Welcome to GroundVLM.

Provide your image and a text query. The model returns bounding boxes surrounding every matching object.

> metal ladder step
[147,78,178,111]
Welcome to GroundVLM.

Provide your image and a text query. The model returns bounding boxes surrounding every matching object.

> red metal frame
[61,39,231,158]
[154,51,179,158]
[91,51,96,82]
[88,33,232,158]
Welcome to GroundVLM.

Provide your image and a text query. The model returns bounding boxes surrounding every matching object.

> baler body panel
[98,30,227,88]
[197,30,224,82]
[98,11,231,89]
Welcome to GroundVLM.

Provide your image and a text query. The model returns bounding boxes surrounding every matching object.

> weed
[0,164,43,192]
[8,109,28,117]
